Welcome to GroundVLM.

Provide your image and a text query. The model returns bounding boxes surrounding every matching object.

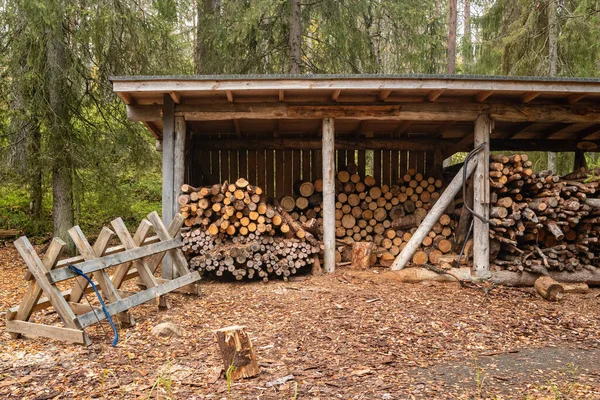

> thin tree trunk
[29,121,42,221]
[7,83,28,174]
[447,0,457,74]
[547,0,558,172]
[289,0,302,74]
[462,0,471,71]
[47,19,74,251]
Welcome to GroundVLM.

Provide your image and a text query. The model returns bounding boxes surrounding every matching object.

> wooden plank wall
[190,147,433,198]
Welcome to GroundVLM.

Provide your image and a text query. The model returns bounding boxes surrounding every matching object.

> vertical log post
[172,116,186,278]
[162,94,175,279]
[322,118,335,273]
[472,114,492,279]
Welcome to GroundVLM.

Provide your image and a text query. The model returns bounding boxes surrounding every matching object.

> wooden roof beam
[521,92,541,104]
[378,89,392,101]
[575,124,600,141]
[195,138,441,151]
[331,89,341,102]
[538,123,572,139]
[117,92,133,105]
[169,91,181,104]
[278,90,285,102]
[474,91,493,102]
[427,89,445,102]
[393,121,413,137]
[567,94,587,104]
[226,91,234,102]
[507,122,536,139]
[127,102,600,123]
[233,120,241,137]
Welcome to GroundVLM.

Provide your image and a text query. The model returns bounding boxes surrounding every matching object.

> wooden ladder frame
[5,212,200,345]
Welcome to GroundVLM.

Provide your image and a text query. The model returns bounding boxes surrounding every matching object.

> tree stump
[351,242,377,269]
[534,276,564,301]
[214,325,260,380]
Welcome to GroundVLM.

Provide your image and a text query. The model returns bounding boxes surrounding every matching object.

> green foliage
[0,0,598,239]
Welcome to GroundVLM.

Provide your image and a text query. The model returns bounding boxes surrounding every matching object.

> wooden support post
[391,156,478,270]
[162,94,175,279]
[473,114,492,279]
[173,116,186,228]
[322,118,336,273]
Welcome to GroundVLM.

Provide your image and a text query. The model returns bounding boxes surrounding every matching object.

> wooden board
[336,150,344,172]
[373,150,381,185]
[312,150,322,180]
[230,150,238,182]
[239,150,248,179]
[276,150,284,198]
[5,319,88,345]
[416,151,425,174]
[302,150,311,181]
[382,150,391,187]
[391,151,399,184]
[257,150,266,189]
[76,271,201,329]
[400,151,408,177]
[358,150,366,177]
[211,150,220,184]
[425,151,434,176]
[408,151,417,172]
[266,150,274,197]
[220,150,230,182]
[293,149,301,185]
[48,238,182,283]
[248,149,257,186]
[284,150,293,196]
[200,150,211,186]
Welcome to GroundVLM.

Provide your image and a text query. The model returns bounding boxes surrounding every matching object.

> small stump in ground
[214,325,260,380]
[351,242,377,269]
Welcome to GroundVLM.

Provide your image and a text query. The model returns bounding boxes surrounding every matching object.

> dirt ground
[1,244,599,399]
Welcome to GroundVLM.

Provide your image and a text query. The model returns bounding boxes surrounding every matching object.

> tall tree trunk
[196,0,220,74]
[462,0,471,71]
[447,0,457,74]
[7,83,28,174]
[29,121,43,221]
[547,0,558,172]
[289,0,302,74]
[47,19,74,251]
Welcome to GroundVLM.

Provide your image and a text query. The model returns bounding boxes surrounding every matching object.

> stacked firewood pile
[487,155,600,274]
[281,164,455,266]
[178,179,320,281]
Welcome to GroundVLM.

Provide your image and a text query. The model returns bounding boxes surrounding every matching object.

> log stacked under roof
[282,164,456,266]
[485,156,600,274]
[179,179,320,281]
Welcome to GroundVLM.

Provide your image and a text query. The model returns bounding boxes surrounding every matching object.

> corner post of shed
[161,94,175,279]
[322,118,336,273]
[472,114,492,279]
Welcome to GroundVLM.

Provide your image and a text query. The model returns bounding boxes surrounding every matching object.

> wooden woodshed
[111,74,600,279]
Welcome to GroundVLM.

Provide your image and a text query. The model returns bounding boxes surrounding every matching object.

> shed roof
[112,74,600,152]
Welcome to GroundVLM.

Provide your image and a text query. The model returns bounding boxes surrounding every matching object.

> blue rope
[68,265,119,346]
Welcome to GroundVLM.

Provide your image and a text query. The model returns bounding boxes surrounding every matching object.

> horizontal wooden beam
[76,271,201,328]
[5,319,88,344]
[48,238,182,283]
[127,102,600,123]
[192,138,441,151]
[490,139,600,152]
[112,77,600,96]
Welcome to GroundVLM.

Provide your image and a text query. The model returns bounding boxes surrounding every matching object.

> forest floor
[1,243,600,399]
